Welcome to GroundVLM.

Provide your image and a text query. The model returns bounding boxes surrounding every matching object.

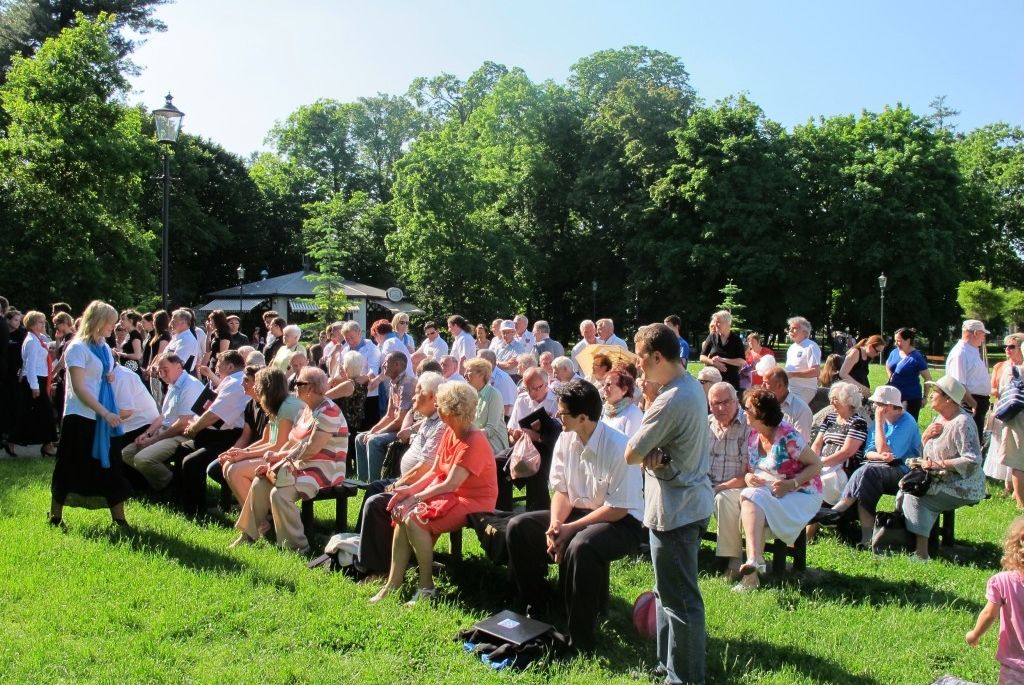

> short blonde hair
[436,381,478,423]
[712,310,732,326]
[464,357,492,383]
[1004,333,1024,348]
[77,300,118,341]
[23,310,46,330]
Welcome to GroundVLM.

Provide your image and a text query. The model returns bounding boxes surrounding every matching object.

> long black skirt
[51,414,132,509]
[11,376,57,445]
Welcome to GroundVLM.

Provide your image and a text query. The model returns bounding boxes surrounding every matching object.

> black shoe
[48,515,67,532]
[815,509,845,526]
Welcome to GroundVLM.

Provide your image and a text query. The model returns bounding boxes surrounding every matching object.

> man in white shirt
[122,353,205,490]
[784,316,821,404]
[946,318,991,438]
[412,320,449,367]
[571,319,599,375]
[167,309,200,374]
[494,320,525,373]
[506,379,644,652]
[178,350,250,516]
[447,314,476,373]
[112,364,160,443]
[596,318,628,349]
[514,314,535,354]
[439,355,465,383]
[762,366,813,442]
[488,318,503,352]
[503,367,562,511]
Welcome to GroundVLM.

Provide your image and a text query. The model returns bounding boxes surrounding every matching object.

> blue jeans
[650,518,709,685]
[354,431,396,482]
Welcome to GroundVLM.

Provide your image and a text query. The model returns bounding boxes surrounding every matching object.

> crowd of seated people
[0,295,1002,660]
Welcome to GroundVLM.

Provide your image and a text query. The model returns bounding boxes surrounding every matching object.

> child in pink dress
[967,518,1024,685]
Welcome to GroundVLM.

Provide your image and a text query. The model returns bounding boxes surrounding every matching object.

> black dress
[848,348,871,392]
[700,332,746,390]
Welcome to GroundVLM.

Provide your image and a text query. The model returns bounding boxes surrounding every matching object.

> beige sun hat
[925,376,967,406]
[867,385,902,407]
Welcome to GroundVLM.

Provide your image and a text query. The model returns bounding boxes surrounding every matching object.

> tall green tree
[0,13,153,312]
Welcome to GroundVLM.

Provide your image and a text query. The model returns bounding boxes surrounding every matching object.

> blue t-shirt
[886,349,928,401]
[865,410,922,473]
[679,337,690,363]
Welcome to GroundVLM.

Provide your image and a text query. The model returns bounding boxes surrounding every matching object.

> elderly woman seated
[899,376,986,560]
[463,357,508,456]
[229,367,347,555]
[821,385,922,548]
[550,356,580,390]
[601,368,643,438]
[734,388,824,592]
[356,371,448,577]
[369,381,497,605]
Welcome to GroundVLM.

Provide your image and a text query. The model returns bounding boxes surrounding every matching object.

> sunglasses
[1007,345,1019,351]
[294,381,310,387]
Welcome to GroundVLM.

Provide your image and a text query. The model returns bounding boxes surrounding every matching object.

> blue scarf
[88,342,124,468]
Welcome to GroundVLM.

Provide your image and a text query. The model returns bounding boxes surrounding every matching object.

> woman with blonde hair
[391,313,415,354]
[370,381,497,605]
[464,357,508,455]
[49,301,130,529]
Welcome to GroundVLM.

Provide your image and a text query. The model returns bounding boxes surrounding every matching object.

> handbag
[380,439,409,480]
[871,510,914,555]
[467,511,517,565]
[995,366,1024,422]
[508,435,541,479]
[898,466,931,497]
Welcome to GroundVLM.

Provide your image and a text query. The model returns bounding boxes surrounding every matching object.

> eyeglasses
[526,384,546,393]
[294,381,310,387]
[555,410,573,418]
[699,380,713,386]
[709,400,735,408]
[1007,345,1019,351]
[398,320,409,325]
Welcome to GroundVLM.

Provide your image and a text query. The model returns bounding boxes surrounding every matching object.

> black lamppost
[878,272,888,345]
[152,93,184,312]
[236,264,246,318]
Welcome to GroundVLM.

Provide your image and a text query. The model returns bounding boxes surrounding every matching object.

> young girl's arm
[967,601,1000,646]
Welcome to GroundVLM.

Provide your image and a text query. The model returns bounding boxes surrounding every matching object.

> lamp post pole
[591,280,597,321]
[878,272,887,361]
[152,93,184,312]
[237,265,246,319]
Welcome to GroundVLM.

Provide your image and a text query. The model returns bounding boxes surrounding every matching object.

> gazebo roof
[206,270,389,299]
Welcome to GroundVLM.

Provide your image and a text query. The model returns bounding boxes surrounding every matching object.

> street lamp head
[153,93,185,144]
[878,273,887,291]
[260,269,269,281]
[236,264,246,281]
[592,280,597,293]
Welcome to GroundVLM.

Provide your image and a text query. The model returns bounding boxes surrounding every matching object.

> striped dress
[291,398,348,496]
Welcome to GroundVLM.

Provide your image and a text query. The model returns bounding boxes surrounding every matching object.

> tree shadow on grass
[76,525,297,592]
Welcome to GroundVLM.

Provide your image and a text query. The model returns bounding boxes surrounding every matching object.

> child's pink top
[987,571,1024,671]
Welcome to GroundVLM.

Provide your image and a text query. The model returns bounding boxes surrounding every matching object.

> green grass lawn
[1,362,1011,685]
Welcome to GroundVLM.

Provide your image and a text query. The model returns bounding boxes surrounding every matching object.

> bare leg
[914,534,929,560]
[739,498,766,589]
[857,503,874,546]
[384,523,413,590]
[831,496,855,513]
[1013,469,1024,509]
[405,520,437,591]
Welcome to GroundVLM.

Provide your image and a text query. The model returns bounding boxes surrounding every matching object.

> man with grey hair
[596,318,627,349]
[571,319,599,375]
[439,355,465,383]
[353,351,415,481]
[707,381,753,578]
[785,316,821,404]
[514,314,534,354]
[341,320,381,429]
[167,309,200,374]
[531,320,564,362]
[946,319,991,438]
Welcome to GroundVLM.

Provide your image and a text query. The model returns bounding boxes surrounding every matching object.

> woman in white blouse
[10,311,57,455]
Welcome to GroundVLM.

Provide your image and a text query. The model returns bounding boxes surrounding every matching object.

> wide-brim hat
[867,385,902,406]
[925,376,967,406]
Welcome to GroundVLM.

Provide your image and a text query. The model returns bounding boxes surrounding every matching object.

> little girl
[967,517,1024,685]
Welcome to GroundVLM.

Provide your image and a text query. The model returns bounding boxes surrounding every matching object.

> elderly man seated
[506,380,644,652]
[500,367,561,511]
[353,352,416,481]
[121,353,205,491]
[355,371,447,576]
[762,366,813,442]
[707,381,753,578]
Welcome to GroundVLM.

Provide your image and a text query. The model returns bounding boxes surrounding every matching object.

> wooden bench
[701,528,807,574]
[926,355,945,368]
[300,480,363,534]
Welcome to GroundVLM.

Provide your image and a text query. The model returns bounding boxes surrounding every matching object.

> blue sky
[129,0,1024,157]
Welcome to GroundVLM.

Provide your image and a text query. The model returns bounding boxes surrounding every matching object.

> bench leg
[449,528,462,560]
[301,500,314,534]
[335,496,348,533]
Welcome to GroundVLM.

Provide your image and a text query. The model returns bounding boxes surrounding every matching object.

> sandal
[368,585,401,604]
[227,533,255,549]
[739,559,766,576]
[404,587,437,607]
